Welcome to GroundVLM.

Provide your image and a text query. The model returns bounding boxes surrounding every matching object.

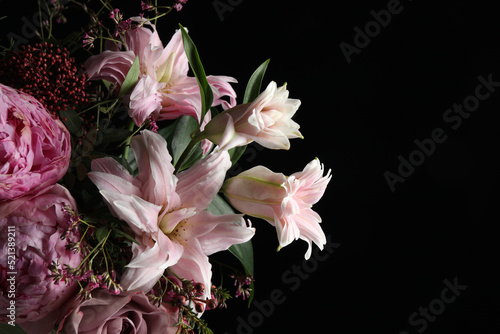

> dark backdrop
[175,2,500,334]
[2,1,500,333]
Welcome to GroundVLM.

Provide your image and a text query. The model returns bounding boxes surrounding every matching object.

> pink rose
[60,289,178,334]
[0,83,71,201]
[0,184,81,327]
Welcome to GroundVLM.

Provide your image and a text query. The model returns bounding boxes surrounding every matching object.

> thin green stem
[122,119,137,159]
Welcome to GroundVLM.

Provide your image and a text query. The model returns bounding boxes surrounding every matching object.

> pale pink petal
[88,158,141,197]
[122,233,183,292]
[169,239,212,301]
[176,149,231,211]
[155,28,189,83]
[195,213,255,255]
[289,158,332,205]
[294,208,326,260]
[103,193,161,235]
[131,130,180,209]
[83,50,136,86]
[129,75,166,126]
[157,76,202,122]
[207,75,238,110]
[126,19,163,74]
[159,207,197,235]
[274,214,301,249]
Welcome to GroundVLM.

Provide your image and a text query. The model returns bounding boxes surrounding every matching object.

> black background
[2,1,500,333]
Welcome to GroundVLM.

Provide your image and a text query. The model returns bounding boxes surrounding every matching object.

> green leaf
[101,79,112,91]
[0,324,27,334]
[60,107,83,137]
[176,142,203,172]
[114,228,141,245]
[170,115,199,166]
[179,24,213,124]
[243,59,270,104]
[118,56,140,97]
[95,226,109,242]
[228,145,247,166]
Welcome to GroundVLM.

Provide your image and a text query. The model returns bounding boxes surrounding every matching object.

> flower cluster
[0,1,332,333]
[0,42,90,116]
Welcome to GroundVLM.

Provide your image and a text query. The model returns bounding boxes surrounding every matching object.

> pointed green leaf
[170,115,199,166]
[60,107,83,137]
[114,228,141,245]
[118,56,140,97]
[179,24,213,124]
[95,226,109,243]
[228,145,247,166]
[243,59,270,104]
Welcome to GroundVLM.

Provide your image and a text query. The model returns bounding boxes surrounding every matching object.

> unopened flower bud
[175,295,187,306]
[207,298,218,309]
[194,282,205,295]
[195,302,205,313]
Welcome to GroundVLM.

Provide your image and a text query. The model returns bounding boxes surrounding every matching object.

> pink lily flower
[201,81,303,151]
[84,18,237,127]
[223,158,331,259]
[87,130,255,297]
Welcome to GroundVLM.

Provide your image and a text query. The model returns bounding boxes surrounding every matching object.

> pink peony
[84,18,237,127]
[223,158,331,259]
[59,289,178,334]
[0,83,71,201]
[0,184,81,327]
[88,130,255,297]
[201,81,303,151]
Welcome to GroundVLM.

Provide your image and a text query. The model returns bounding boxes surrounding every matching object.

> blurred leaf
[170,115,198,166]
[179,24,213,124]
[0,324,26,334]
[157,118,179,142]
[95,226,109,242]
[228,145,247,167]
[102,79,112,91]
[60,107,83,137]
[176,142,203,172]
[100,128,133,145]
[114,228,141,245]
[243,59,270,104]
[118,56,140,97]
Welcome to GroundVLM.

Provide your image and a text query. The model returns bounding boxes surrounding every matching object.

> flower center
[167,220,189,245]
[158,207,196,245]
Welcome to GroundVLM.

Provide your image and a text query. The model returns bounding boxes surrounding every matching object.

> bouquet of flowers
[0,1,331,333]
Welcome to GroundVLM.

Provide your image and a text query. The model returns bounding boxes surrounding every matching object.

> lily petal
[176,149,231,211]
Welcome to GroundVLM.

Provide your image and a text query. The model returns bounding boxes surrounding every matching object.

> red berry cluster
[0,42,90,117]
